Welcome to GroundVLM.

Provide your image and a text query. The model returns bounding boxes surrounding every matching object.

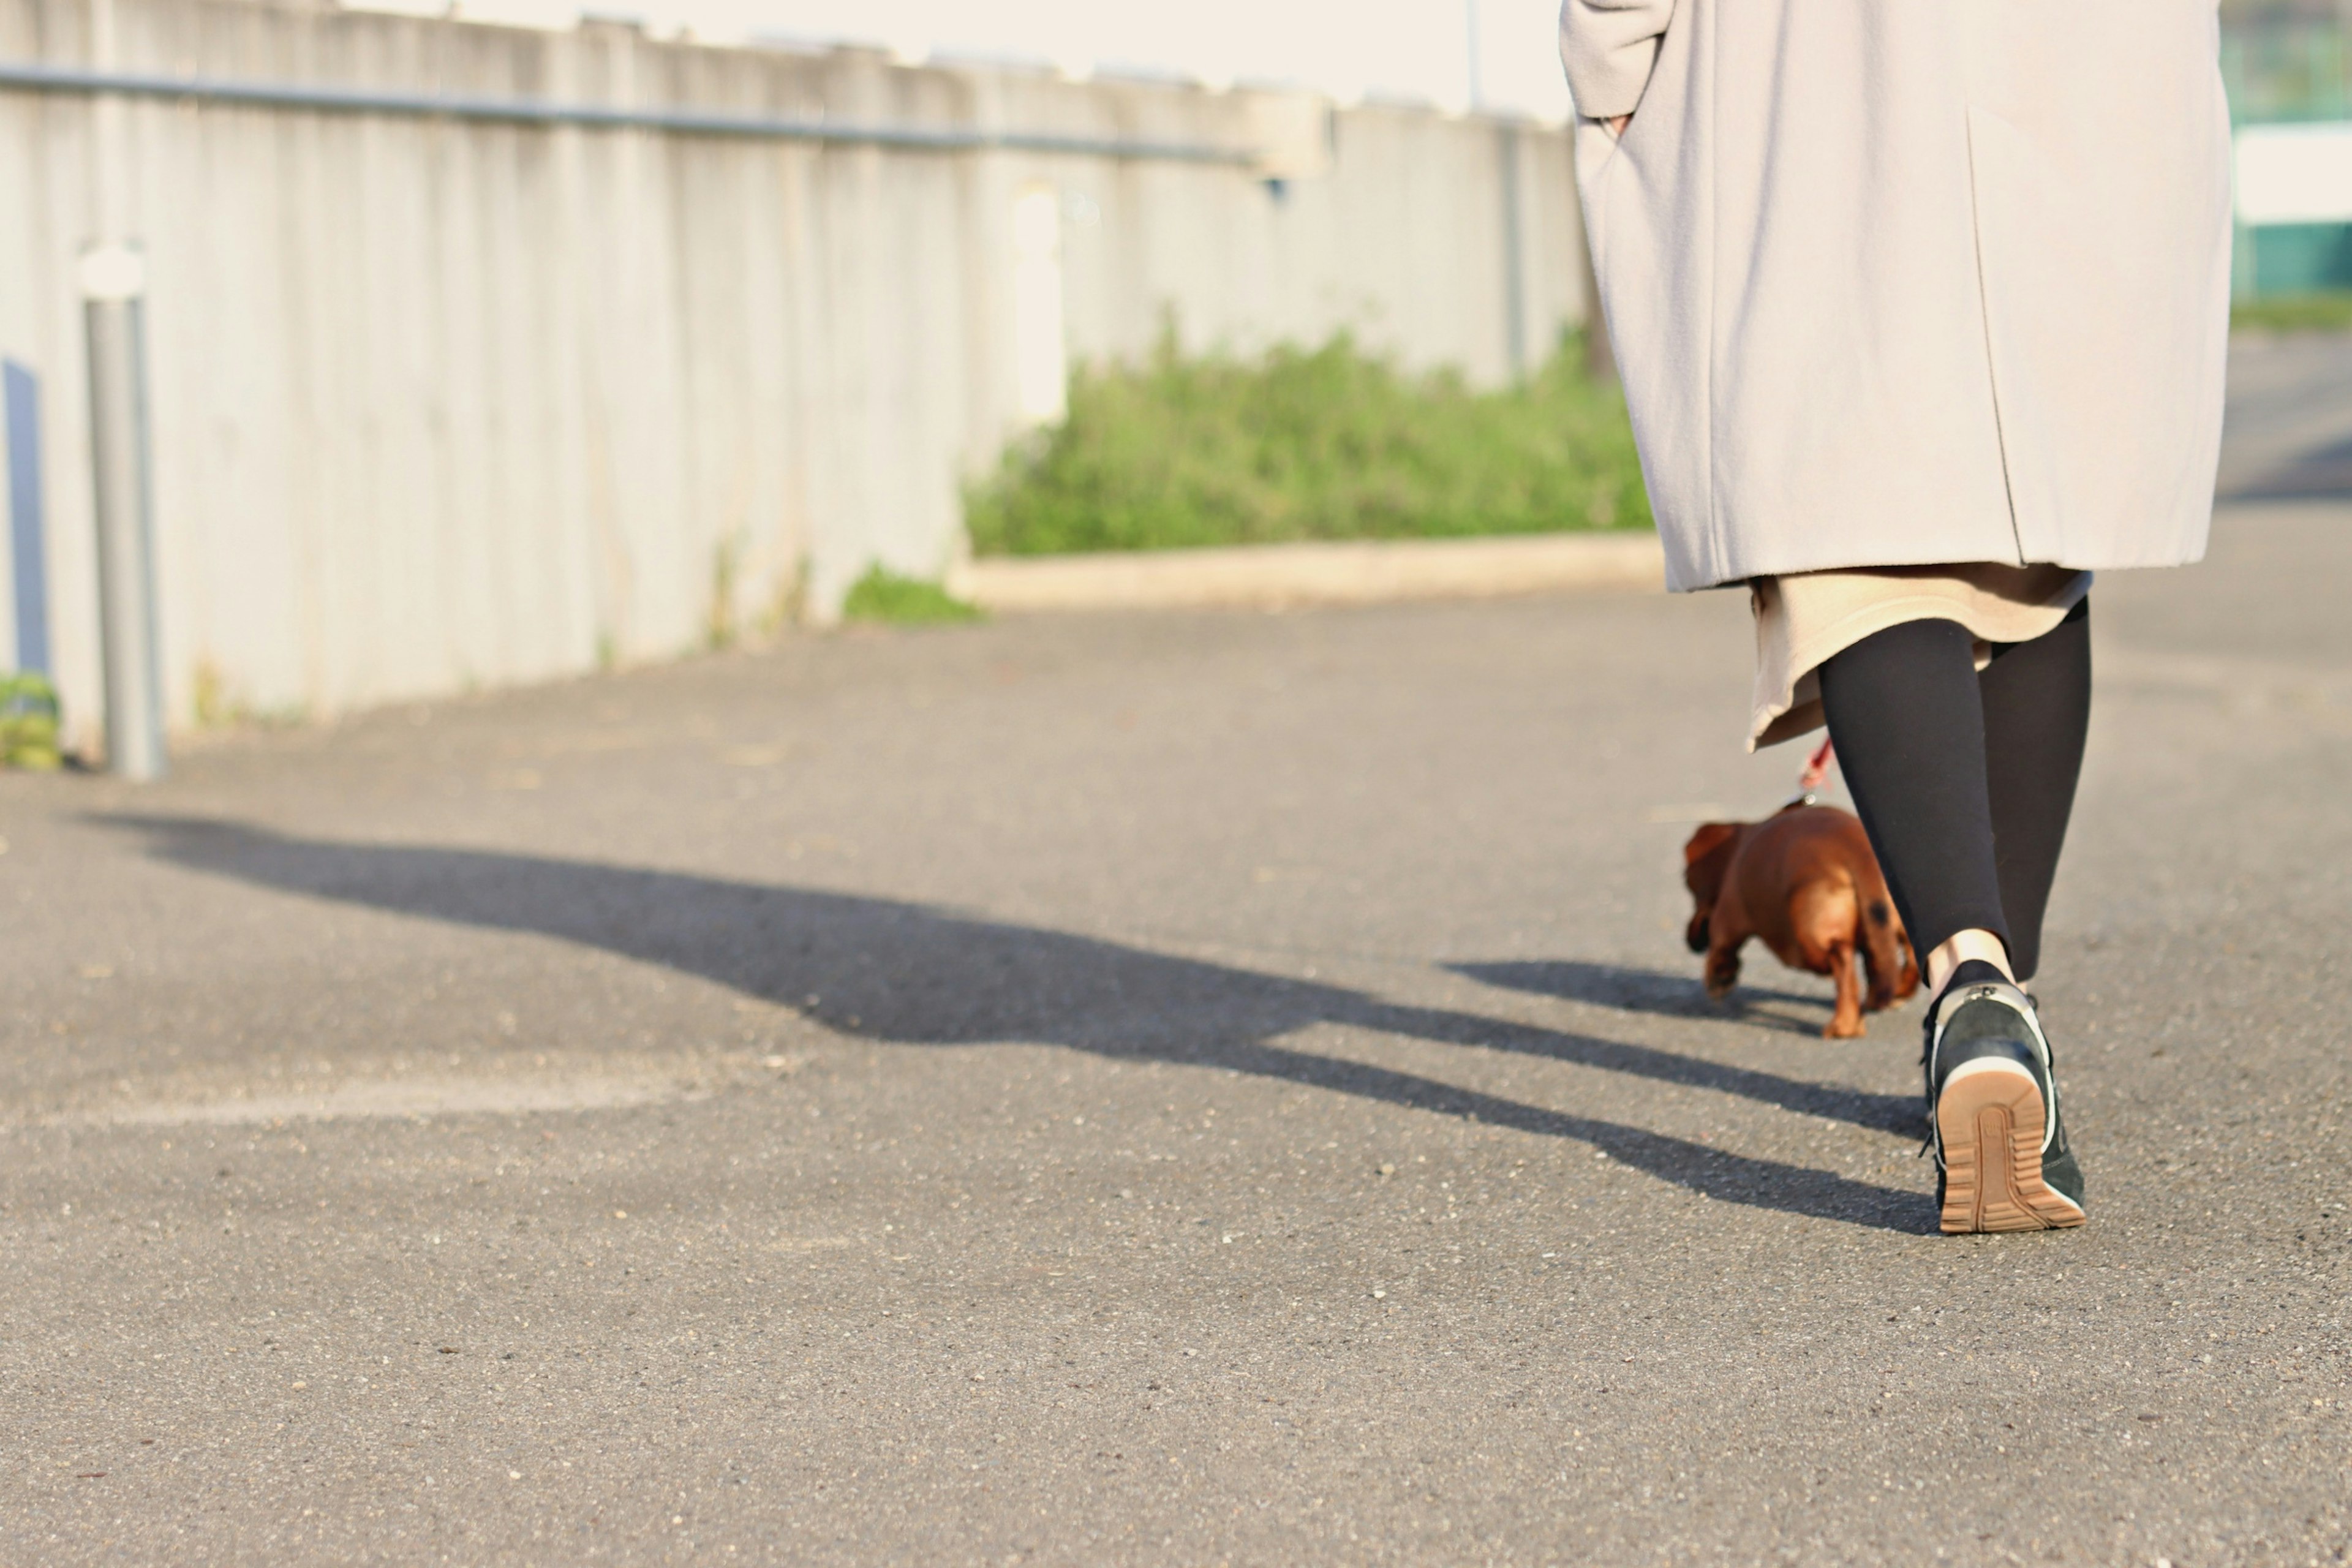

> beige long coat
[1559,1,2235,593]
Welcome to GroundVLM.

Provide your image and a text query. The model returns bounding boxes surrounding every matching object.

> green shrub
[0,672,61,771]
[2233,292,2352,333]
[966,327,1651,557]
[841,567,982,625]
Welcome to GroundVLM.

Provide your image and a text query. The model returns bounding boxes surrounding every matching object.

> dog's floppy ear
[1683,822,1740,872]
[1682,820,1741,898]
[1681,822,1742,953]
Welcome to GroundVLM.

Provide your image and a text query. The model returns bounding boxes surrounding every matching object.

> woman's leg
[1817,606,2093,1230]
[1814,616,2011,986]
[1977,598,2091,983]
[1814,603,2092,990]
[1815,606,2098,1232]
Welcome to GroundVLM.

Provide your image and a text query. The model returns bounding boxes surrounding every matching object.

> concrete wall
[0,0,1590,741]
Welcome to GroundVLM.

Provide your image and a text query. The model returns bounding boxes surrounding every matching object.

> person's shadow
[1452,959,1868,1038]
[111,817,1932,1234]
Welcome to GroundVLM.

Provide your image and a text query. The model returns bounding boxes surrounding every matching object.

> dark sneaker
[1923,978,2086,1233]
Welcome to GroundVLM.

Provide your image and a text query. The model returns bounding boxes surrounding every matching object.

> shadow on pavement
[2220,432,2352,502]
[114,816,1934,1234]
[1453,959,1858,1038]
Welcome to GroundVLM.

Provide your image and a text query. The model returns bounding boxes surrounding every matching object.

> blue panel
[2250,223,2352,295]
[3,361,49,676]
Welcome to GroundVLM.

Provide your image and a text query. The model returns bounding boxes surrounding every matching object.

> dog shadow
[1453,959,1903,1041]
[108,816,1936,1234]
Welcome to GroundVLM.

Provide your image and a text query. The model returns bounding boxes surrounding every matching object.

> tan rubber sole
[1936,1058,2086,1234]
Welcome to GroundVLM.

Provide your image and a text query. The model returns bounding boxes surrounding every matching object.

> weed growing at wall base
[842,568,982,625]
[966,328,1651,557]
[0,673,61,770]
[2233,292,2352,334]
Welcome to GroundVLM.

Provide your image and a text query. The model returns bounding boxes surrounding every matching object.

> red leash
[1798,737,1836,794]
[1793,737,1836,803]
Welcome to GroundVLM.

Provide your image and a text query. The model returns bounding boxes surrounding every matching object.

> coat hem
[1659,541,2207,596]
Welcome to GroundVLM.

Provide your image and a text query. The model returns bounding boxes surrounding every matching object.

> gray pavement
[5,363,2352,1564]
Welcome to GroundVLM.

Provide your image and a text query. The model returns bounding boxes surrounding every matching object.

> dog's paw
[1822,1015,1867,1040]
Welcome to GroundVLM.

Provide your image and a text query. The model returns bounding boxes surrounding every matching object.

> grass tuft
[841,567,982,625]
[1,671,62,770]
[965,326,1650,557]
[2233,292,2352,334]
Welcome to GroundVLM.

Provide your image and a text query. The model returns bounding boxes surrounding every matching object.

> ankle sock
[1928,958,2013,1036]
[1943,959,2010,993]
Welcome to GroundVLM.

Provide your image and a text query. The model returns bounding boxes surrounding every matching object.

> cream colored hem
[1749,564,2092,751]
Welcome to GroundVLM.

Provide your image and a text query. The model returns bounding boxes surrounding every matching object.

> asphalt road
[4,357,2351,1565]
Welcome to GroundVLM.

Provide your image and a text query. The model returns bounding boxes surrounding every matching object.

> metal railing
[0,59,1260,165]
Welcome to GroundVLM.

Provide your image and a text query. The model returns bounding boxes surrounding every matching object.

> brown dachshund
[1682,804,1918,1038]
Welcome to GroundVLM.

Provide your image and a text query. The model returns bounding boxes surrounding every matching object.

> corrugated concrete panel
[0,0,1590,742]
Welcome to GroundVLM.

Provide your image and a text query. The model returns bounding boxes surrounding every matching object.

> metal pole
[81,242,165,780]
[4,360,49,674]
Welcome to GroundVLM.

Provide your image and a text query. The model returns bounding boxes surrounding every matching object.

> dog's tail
[1856,879,1916,1007]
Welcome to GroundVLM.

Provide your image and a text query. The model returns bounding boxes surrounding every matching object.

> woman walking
[1560,2,2234,1232]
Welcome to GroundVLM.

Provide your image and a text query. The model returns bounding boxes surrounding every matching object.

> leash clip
[1779,737,1834,811]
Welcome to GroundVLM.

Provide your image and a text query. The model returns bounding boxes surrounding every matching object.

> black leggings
[1815,598,2090,981]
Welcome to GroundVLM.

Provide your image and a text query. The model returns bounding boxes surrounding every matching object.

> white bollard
[80,241,165,782]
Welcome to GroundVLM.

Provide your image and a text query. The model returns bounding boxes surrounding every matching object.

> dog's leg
[1824,938,1865,1039]
[1703,918,1746,1000]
